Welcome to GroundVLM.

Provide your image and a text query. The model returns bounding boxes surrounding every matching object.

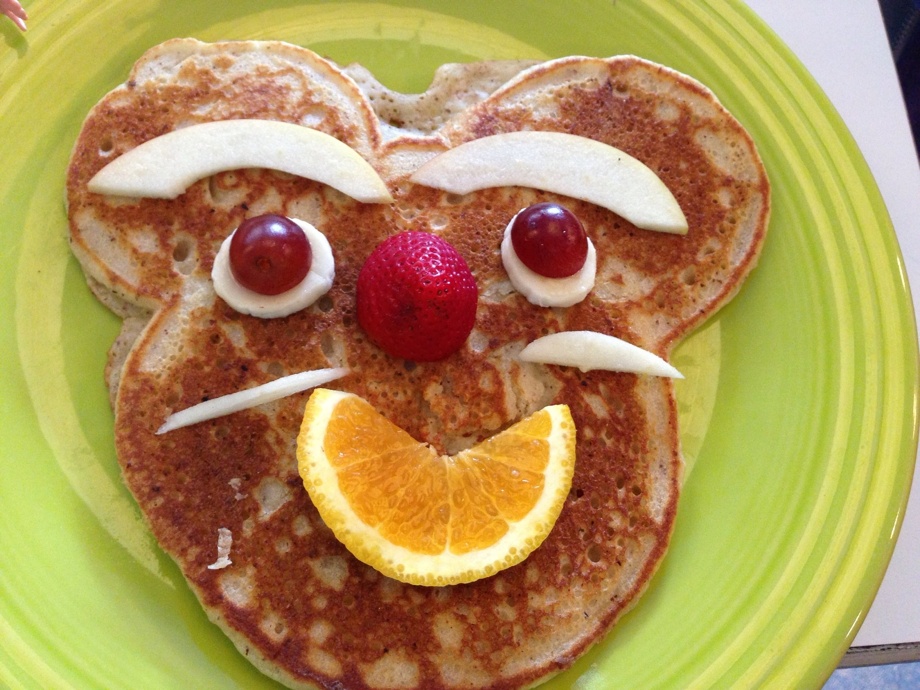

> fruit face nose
[355,231,478,362]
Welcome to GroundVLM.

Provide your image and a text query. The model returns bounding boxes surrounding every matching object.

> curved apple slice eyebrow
[410,131,687,234]
[519,331,683,378]
[88,119,393,203]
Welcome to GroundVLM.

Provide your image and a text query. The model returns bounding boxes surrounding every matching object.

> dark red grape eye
[229,214,312,295]
[510,202,588,278]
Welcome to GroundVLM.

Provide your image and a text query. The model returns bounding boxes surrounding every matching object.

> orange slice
[296,388,576,586]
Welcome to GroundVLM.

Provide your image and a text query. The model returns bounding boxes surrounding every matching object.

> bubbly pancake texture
[67,39,769,690]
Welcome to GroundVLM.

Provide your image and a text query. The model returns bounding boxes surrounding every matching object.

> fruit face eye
[510,203,589,278]
[211,216,336,319]
[501,203,598,308]
[229,214,313,295]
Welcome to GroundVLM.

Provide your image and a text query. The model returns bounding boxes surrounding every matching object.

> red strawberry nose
[356,231,478,362]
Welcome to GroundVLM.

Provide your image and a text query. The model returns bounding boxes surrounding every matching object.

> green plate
[2,1,917,688]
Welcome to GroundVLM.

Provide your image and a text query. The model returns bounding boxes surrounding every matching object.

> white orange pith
[296,388,576,586]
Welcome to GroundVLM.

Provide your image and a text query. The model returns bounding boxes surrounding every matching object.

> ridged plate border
[1,1,917,688]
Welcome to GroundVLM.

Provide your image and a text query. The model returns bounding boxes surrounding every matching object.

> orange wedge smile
[296,388,576,586]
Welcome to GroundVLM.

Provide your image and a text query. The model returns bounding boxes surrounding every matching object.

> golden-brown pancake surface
[67,39,768,690]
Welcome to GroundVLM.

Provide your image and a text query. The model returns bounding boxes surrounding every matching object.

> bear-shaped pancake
[67,39,769,690]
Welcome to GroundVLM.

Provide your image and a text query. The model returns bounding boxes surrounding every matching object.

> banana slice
[212,218,334,318]
[500,211,596,307]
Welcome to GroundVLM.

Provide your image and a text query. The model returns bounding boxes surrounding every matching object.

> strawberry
[356,231,478,362]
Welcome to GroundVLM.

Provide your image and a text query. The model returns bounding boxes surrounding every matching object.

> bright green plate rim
[1,1,918,688]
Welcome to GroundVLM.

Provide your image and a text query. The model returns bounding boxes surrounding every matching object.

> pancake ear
[66,39,384,312]
[438,55,770,352]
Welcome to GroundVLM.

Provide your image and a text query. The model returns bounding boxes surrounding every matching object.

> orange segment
[296,388,576,586]
[322,394,417,467]
[337,452,450,554]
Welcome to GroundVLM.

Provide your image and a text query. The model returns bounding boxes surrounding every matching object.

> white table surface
[744,0,920,657]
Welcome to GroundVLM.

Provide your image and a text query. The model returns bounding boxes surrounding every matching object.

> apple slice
[410,131,687,234]
[156,366,349,434]
[88,119,393,203]
[519,331,683,378]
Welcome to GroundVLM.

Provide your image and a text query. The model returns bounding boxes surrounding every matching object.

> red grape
[229,214,312,295]
[510,202,588,278]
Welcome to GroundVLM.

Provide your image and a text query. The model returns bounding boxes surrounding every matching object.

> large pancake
[66,39,769,690]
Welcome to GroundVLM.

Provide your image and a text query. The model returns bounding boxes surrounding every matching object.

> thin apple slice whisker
[157,367,349,434]
[519,331,683,378]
